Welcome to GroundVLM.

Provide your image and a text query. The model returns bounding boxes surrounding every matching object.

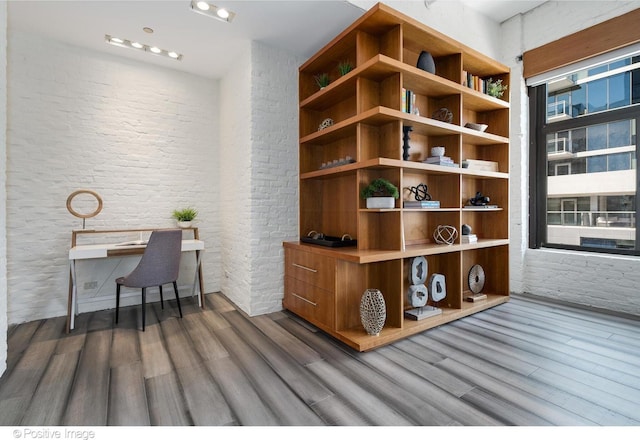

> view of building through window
[539,55,639,252]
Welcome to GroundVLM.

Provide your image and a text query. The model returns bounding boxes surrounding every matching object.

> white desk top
[69,239,204,260]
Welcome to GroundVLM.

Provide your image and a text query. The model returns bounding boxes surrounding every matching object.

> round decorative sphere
[433,225,458,245]
[360,289,386,336]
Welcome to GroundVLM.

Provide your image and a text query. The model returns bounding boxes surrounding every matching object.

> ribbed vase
[360,289,386,336]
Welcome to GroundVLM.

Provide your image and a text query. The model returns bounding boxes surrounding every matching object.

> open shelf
[285,2,510,351]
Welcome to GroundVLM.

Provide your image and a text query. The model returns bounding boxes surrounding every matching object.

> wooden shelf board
[283,239,509,264]
[301,106,509,146]
[335,293,509,351]
[301,54,509,113]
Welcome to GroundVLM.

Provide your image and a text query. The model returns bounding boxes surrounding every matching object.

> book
[461,234,477,243]
[404,200,441,209]
[424,156,453,163]
[404,306,442,321]
[464,205,498,209]
[462,159,499,172]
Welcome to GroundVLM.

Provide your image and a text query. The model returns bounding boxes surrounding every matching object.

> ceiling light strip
[190,1,235,23]
[105,35,183,61]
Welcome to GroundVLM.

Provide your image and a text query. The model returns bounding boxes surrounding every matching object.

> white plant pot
[366,197,395,209]
[177,221,192,228]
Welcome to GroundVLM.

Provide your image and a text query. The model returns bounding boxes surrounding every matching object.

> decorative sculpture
[360,289,386,336]
[402,125,413,161]
[434,225,458,245]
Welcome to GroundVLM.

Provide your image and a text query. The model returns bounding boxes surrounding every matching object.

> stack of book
[463,71,487,94]
[401,88,417,114]
[462,159,499,172]
[404,200,440,209]
[423,156,458,167]
[461,234,478,244]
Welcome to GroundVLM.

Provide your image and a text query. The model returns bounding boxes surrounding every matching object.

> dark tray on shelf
[301,235,357,248]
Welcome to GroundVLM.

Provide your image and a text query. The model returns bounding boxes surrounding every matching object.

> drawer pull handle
[292,293,317,307]
[292,263,317,273]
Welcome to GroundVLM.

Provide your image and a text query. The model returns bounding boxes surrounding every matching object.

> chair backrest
[121,229,183,288]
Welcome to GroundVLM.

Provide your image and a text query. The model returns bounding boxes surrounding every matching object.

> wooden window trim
[523,8,640,79]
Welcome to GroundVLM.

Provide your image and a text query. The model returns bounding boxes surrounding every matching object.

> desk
[67,228,205,332]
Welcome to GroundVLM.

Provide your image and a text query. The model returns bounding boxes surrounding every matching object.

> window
[530,54,640,255]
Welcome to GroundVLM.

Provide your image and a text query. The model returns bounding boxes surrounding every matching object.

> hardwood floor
[1,293,639,426]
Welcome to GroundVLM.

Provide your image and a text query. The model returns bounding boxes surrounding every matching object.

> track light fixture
[190,1,236,23]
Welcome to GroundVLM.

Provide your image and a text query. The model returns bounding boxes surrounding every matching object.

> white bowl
[431,146,445,157]
[465,122,488,132]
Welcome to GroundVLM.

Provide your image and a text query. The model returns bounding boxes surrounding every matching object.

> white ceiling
[7,0,546,79]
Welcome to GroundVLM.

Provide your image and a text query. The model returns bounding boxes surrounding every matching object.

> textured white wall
[1,1,8,376]
[503,1,640,316]
[249,41,301,315]
[219,40,300,316]
[6,32,221,323]
[220,41,253,314]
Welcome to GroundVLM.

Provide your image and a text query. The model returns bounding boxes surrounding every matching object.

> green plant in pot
[360,178,399,209]
[337,60,354,76]
[314,73,330,89]
[172,207,198,228]
[486,78,508,99]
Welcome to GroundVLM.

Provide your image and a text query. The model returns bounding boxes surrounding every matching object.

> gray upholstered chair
[115,229,183,330]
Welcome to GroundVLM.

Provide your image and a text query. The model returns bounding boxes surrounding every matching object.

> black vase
[417,50,436,74]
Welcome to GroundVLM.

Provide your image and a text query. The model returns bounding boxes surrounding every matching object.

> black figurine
[470,191,490,206]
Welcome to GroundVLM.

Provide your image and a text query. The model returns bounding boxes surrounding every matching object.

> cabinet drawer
[284,276,335,330]
[285,248,335,291]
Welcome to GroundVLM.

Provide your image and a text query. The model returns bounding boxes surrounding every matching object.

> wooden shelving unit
[283,2,510,351]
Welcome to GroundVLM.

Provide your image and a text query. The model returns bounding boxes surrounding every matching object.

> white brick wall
[6,32,221,324]
[503,1,640,316]
[219,41,253,314]
[1,1,8,376]
[219,41,300,316]
[249,41,300,316]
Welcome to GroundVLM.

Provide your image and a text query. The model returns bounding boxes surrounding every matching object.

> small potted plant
[360,178,399,209]
[486,78,508,99]
[172,207,198,228]
[337,60,353,76]
[314,73,330,89]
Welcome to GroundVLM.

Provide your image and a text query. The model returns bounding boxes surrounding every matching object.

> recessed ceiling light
[189,1,235,23]
[105,35,183,61]
[196,1,210,11]
[143,27,154,34]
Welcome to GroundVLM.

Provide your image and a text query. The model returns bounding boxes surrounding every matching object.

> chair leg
[173,281,183,318]
[142,287,146,331]
[159,285,164,309]
[116,283,121,324]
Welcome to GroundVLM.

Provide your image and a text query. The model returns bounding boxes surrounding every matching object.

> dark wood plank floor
[1,292,639,426]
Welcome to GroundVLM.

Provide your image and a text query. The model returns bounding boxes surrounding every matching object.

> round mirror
[66,189,103,219]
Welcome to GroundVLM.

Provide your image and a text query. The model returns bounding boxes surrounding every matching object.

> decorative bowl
[465,122,488,132]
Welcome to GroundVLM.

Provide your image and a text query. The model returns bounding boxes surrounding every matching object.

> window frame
[529,84,640,256]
